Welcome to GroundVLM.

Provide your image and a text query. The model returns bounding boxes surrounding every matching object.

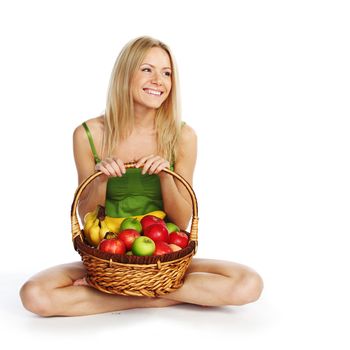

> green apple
[132,236,156,256]
[166,222,180,233]
[120,217,142,233]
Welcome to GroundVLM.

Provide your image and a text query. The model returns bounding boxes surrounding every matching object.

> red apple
[118,229,140,250]
[143,223,169,243]
[168,231,188,248]
[153,241,173,256]
[169,243,182,252]
[140,215,166,231]
[98,238,126,254]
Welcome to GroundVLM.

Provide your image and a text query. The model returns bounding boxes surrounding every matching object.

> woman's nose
[151,72,163,85]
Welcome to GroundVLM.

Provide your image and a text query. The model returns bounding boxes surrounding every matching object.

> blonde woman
[20,36,263,316]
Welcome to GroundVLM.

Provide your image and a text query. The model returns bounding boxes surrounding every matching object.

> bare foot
[73,277,89,286]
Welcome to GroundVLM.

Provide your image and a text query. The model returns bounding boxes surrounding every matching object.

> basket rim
[77,242,196,268]
[74,229,196,266]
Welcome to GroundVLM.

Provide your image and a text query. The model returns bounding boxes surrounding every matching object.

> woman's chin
[137,102,163,110]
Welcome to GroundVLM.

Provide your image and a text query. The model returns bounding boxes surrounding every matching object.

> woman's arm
[73,125,108,222]
[135,124,197,230]
[160,125,197,230]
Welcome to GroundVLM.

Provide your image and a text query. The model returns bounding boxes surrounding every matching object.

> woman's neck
[134,108,156,131]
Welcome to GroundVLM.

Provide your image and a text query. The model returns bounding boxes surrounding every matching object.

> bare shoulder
[73,115,104,158]
[73,115,104,183]
[73,115,104,135]
[177,123,197,156]
[180,123,197,142]
[73,115,104,146]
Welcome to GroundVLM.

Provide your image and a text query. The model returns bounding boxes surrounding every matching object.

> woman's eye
[141,68,171,77]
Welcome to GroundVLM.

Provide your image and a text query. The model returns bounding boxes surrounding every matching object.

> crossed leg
[19,258,263,317]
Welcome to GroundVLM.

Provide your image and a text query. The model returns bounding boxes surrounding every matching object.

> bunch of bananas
[83,205,166,247]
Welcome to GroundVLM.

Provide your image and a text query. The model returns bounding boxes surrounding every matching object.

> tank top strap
[82,122,101,164]
[82,121,185,166]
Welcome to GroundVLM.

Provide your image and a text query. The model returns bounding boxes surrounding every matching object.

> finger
[114,158,126,174]
[102,161,118,177]
[153,161,170,174]
[148,159,165,175]
[135,157,148,168]
[105,158,124,177]
[141,156,160,174]
[111,162,123,177]
[135,154,154,168]
[145,157,167,175]
[95,163,112,177]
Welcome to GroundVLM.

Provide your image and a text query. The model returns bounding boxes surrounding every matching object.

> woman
[20,36,263,316]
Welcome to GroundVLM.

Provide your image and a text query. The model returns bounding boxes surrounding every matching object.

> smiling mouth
[143,88,164,96]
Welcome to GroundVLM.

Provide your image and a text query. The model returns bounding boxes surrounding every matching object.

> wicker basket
[71,162,199,297]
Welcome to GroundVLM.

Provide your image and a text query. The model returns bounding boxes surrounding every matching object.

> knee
[19,281,53,317]
[228,271,264,306]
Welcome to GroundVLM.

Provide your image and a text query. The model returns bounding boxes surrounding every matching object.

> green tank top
[82,121,178,218]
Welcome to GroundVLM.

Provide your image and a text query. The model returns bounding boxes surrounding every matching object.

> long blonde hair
[102,36,182,163]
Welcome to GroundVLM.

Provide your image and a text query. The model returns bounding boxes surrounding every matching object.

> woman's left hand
[135,154,170,175]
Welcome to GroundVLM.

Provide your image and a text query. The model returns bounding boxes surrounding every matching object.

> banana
[89,219,101,247]
[84,217,95,232]
[103,210,167,233]
[132,210,167,221]
[83,206,167,246]
[99,220,110,241]
[104,216,124,233]
[141,210,166,220]
[83,217,96,244]
[83,208,98,224]
[83,207,99,243]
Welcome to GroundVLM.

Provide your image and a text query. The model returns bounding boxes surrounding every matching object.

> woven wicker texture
[71,162,199,297]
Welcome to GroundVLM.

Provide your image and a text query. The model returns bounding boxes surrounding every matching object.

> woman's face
[131,47,172,111]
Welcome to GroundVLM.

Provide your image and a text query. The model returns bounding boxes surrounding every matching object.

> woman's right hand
[95,157,126,178]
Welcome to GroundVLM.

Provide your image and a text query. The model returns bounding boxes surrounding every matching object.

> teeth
[144,89,162,96]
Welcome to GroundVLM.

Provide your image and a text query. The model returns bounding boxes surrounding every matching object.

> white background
[0,0,349,348]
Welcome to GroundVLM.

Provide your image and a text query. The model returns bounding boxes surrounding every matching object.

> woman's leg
[161,258,264,307]
[73,258,263,307]
[19,258,263,317]
[19,261,180,317]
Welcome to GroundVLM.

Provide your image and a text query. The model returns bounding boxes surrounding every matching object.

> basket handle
[71,161,199,252]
